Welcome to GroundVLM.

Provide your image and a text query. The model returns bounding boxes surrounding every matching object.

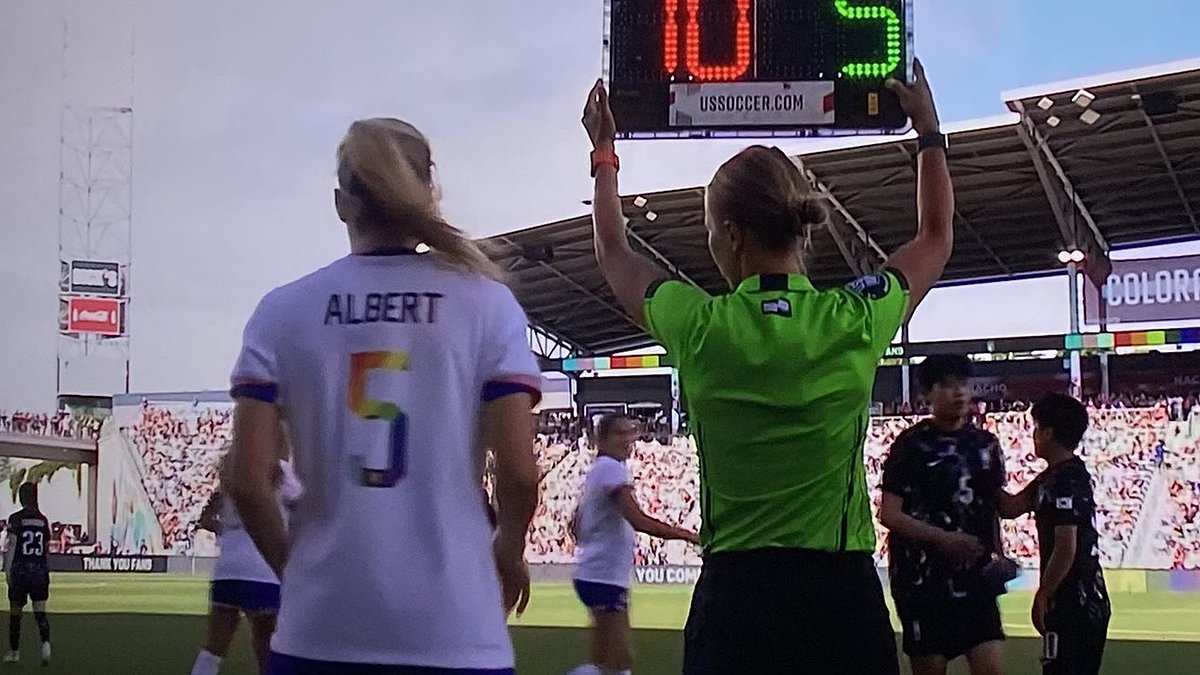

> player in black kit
[4,483,52,665]
[880,355,1012,675]
[1001,394,1110,675]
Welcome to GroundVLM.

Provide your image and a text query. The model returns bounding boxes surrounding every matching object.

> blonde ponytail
[337,118,502,281]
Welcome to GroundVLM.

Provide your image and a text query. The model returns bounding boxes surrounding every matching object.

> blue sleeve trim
[230,382,279,403]
[481,381,541,403]
[884,266,911,291]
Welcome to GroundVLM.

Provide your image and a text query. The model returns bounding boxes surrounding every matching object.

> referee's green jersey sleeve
[643,279,711,355]
[839,269,910,356]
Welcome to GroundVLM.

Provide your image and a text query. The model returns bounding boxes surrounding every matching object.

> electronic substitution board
[605,0,913,138]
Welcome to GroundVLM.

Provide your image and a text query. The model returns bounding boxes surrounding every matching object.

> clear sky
[1,0,1198,409]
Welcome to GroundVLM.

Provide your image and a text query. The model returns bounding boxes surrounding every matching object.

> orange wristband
[591,148,620,177]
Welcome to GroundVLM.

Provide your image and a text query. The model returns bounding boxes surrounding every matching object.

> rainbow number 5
[350,351,410,487]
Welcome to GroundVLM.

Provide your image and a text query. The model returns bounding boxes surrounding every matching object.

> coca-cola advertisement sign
[1083,254,1200,325]
[66,297,122,335]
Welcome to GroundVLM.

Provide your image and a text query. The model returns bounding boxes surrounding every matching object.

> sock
[190,649,222,675]
[8,613,20,652]
[566,665,601,675]
[33,611,49,644]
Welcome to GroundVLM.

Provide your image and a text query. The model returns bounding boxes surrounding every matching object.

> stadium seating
[531,408,1200,570]
[95,403,1197,569]
[122,404,228,554]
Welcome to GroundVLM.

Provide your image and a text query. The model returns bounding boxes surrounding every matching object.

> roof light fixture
[1058,249,1085,264]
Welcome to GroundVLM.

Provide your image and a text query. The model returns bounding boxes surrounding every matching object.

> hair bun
[788,193,830,232]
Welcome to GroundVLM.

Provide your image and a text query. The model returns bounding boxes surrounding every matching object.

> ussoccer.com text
[698,93,806,113]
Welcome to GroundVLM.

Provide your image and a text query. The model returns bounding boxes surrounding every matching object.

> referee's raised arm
[883,58,955,316]
[582,80,665,326]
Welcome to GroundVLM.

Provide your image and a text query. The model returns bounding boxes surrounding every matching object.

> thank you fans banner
[1084,254,1200,325]
[49,554,168,573]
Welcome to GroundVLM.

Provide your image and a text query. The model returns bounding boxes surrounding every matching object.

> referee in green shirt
[582,59,953,675]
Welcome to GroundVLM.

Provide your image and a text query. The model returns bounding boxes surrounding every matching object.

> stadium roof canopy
[484,60,1200,356]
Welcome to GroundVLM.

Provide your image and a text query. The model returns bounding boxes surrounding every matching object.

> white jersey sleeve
[230,294,283,404]
[479,286,541,404]
[592,456,631,496]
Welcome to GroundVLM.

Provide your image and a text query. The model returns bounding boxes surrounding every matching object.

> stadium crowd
[1152,427,1200,570]
[0,409,103,441]
[120,403,228,553]
[53,401,1194,570]
[528,407,1199,570]
[874,391,1200,421]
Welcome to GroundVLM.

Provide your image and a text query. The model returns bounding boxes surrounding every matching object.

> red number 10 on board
[663,0,753,82]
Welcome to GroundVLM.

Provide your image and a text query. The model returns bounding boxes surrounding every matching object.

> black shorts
[1042,607,1109,675]
[7,564,50,606]
[683,548,899,675]
[895,592,1005,659]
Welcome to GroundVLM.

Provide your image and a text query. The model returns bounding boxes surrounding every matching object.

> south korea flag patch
[1056,496,1074,510]
[846,273,891,299]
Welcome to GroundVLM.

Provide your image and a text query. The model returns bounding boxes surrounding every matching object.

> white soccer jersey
[213,460,301,585]
[573,455,636,588]
[230,251,541,668]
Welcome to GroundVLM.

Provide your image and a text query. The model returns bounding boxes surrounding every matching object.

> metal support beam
[956,208,1013,276]
[824,218,867,277]
[528,323,582,359]
[1014,102,1110,260]
[802,163,887,277]
[527,296,598,316]
[0,434,97,463]
[498,235,643,338]
[1067,261,1082,397]
[1134,89,1200,234]
[621,189,704,289]
[893,145,1013,277]
[626,226,702,289]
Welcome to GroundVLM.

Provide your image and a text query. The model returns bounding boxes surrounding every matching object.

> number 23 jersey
[7,507,50,568]
[230,252,541,669]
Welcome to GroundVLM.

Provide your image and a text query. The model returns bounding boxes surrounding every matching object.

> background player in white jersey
[569,415,699,675]
[226,117,541,674]
[4,483,52,666]
[191,449,303,675]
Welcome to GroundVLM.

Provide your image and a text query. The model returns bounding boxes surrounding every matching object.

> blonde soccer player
[227,118,541,675]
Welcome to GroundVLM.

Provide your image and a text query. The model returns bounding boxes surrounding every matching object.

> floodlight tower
[56,17,135,401]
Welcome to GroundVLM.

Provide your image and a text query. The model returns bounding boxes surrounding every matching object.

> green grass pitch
[1,574,1196,673]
